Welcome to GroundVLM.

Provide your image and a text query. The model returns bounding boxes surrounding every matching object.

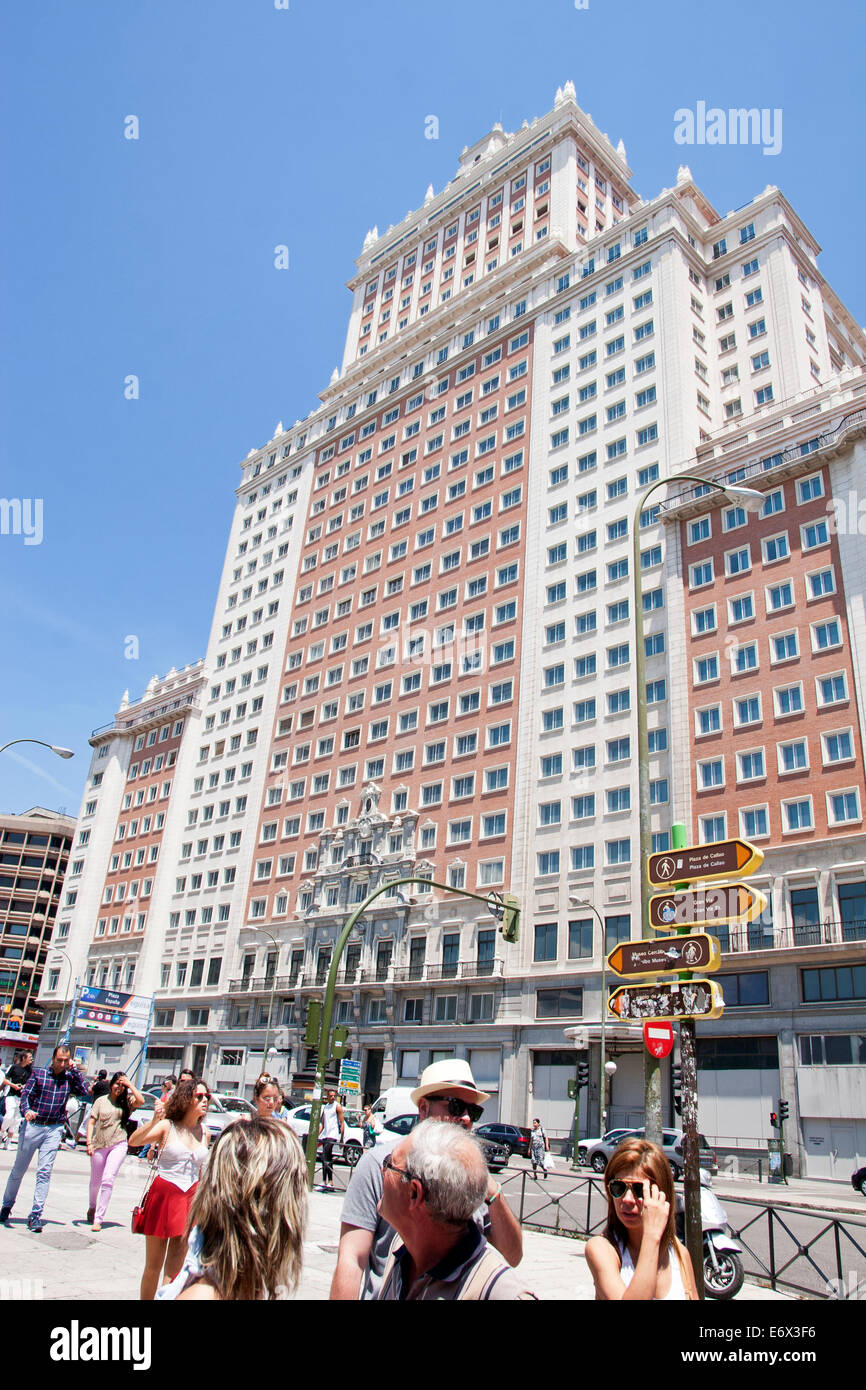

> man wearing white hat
[329,1059,523,1300]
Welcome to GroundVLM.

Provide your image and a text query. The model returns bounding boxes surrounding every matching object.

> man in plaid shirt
[0,1044,90,1232]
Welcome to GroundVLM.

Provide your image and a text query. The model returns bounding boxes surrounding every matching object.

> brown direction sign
[648,839,763,887]
[606,933,721,979]
[648,883,768,931]
[607,978,725,1023]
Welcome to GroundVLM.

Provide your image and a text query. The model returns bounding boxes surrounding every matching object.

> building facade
[0,806,75,1061]
[46,85,866,1173]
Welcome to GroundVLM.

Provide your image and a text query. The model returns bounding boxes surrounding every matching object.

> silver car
[583,1126,717,1179]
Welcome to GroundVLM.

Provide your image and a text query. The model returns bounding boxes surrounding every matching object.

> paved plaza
[0,1145,796,1301]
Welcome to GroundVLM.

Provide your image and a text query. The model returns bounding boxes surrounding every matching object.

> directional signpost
[649,883,767,931]
[607,934,721,979]
[607,978,725,1022]
[648,839,764,887]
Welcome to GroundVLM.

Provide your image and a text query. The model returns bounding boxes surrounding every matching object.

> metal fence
[324,1156,866,1299]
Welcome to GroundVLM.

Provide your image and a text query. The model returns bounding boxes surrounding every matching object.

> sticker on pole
[643,1021,674,1058]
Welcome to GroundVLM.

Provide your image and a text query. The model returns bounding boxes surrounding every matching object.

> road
[497,1158,866,1299]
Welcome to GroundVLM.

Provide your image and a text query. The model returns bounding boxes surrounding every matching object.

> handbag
[131,1154,159,1234]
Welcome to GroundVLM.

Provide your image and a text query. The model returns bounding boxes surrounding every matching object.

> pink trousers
[88,1140,128,1222]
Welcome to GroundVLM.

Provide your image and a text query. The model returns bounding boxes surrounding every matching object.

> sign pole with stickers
[672,821,704,1301]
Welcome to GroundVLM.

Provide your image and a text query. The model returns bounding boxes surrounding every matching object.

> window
[534,921,557,962]
[782,797,813,831]
[535,989,583,1019]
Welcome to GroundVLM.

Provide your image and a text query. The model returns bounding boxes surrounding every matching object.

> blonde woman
[585,1137,698,1300]
[159,1116,308,1300]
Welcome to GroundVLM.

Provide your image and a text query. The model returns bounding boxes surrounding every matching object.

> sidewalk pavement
[0,1144,793,1301]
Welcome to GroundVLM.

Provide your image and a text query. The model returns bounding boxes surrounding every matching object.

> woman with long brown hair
[128,1077,211,1299]
[585,1137,698,1300]
[252,1076,282,1119]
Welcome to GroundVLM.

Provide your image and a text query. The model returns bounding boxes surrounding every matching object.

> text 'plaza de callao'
[39,84,866,1177]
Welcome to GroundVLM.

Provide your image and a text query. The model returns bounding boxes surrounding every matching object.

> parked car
[378,1114,511,1172]
[283,1104,365,1167]
[130,1092,248,1145]
[582,1127,717,1179]
[852,1166,866,1196]
[214,1095,256,1117]
[474,1123,532,1159]
[577,1129,636,1168]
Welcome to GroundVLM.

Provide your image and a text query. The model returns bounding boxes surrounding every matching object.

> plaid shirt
[20,1065,90,1124]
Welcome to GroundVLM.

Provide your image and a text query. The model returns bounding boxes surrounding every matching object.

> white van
[370,1087,418,1125]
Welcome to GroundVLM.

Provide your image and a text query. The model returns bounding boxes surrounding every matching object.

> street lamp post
[49,947,75,1050]
[572,900,610,1140]
[250,928,280,1071]
[632,472,763,1142]
[302,878,519,1189]
[0,740,74,760]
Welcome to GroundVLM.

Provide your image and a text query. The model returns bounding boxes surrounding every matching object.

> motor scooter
[676,1170,745,1299]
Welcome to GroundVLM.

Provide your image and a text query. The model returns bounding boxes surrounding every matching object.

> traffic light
[770,1110,779,1129]
[576,1057,590,1088]
[500,893,520,944]
[304,999,322,1047]
[330,1025,350,1061]
[672,1061,683,1116]
[779,1099,789,1123]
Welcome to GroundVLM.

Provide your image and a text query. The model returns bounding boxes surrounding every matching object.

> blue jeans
[2,1120,64,1219]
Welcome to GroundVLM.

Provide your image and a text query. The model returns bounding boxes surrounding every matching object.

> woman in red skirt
[129,1078,211,1299]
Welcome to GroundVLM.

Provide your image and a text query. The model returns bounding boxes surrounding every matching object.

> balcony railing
[227,975,292,995]
[659,405,866,518]
[717,919,866,955]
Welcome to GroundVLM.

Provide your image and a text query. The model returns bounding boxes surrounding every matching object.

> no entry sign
[644,1021,674,1058]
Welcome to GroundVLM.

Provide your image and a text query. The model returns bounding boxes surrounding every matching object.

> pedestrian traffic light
[330,1025,350,1061]
[779,1099,789,1123]
[305,999,322,1047]
[672,1061,683,1116]
[770,1110,779,1129]
[500,893,520,944]
[576,1057,590,1088]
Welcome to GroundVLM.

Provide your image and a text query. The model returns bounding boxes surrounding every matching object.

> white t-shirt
[320,1102,341,1140]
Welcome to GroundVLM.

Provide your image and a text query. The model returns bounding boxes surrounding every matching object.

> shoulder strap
[457,1246,512,1301]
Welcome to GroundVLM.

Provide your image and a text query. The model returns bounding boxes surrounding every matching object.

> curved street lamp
[633,472,763,1141]
[250,928,280,1070]
[0,739,74,760]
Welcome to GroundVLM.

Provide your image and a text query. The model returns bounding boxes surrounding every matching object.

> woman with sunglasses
[85,1071,145,1231]
[128,1078,212,1300]
[253,1076,283,1120]
[585,1137,698,1300]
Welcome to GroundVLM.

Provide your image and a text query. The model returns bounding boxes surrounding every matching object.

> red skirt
[138,1176,197,1239]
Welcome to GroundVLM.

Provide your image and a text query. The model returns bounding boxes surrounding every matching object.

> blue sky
[1,0,863,815]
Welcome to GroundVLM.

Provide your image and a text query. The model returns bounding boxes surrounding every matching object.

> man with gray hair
[376,1121,537,1300]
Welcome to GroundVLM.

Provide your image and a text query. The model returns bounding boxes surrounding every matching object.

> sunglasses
[194,1092,210,1103]
[426,1095,483,1123]
[608,1179,646,1200]
[382,1154,414,1182]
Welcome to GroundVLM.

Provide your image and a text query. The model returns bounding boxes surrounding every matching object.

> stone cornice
[348,96,636,286]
